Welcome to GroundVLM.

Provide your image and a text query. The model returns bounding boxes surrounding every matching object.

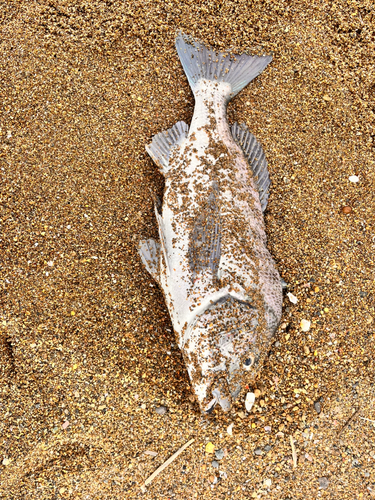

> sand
[0,1,374,498]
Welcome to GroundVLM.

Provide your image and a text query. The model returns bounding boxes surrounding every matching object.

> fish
[139,33,283,413]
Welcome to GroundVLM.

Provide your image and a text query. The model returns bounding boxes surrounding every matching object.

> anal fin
[138,238,161,284]
[146,121,189,175]
[231,122,271,211]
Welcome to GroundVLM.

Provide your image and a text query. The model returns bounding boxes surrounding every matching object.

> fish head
[182,295,264,413]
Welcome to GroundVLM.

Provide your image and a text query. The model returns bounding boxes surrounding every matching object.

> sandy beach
[1,1,374,498]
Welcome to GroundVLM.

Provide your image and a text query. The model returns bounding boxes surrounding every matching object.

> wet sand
[1,1,374,498]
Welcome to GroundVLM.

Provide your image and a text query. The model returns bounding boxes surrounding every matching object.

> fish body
[139,33,283,413]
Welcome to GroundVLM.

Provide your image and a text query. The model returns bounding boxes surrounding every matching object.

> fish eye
[244,358,253,367]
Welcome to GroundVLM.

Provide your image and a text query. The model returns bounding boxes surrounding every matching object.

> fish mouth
[203,378,232,414]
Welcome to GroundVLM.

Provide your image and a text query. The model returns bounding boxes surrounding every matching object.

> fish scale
[139,33,283,413]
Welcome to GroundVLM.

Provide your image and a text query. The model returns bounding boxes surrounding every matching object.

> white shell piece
[287,292,298,304]
[349,175,359,183]
[245,392,256,412]
[300,319,311,332]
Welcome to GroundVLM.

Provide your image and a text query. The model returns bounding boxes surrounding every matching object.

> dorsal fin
[146,121,189,175]
[231,122,270,211]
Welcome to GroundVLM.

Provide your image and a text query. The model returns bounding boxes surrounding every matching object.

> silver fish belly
[139,33,283,413]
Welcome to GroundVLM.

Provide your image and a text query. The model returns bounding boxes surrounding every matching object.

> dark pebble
[155,406,167,415]
[281,278,288,289]
[359,291,367,297]
[318,477,329,489]
[314,402,321,414]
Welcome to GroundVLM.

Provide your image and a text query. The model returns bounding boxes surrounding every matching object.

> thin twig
[337,407,361,437]
[290,435,297,469]
[359,417,375,424]
[142,438,195,489]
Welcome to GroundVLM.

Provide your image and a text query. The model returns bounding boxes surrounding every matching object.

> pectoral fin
[189,183,221,279]
[138,238,161,284]
[231,122,270,211]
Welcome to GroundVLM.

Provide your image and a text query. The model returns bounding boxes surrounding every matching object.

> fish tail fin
[175,32,272,99]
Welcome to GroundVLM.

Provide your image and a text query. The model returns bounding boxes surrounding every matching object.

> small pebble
[287,292,298,304]
[318,477,329,489]
[155,406,167,415]
[264,478,272,487]
[215,449,225,460]
[212,460,219,468]
[144,450,158,457]
[205,442,215,454]
[227,423,234,435]
[314,402,321,414]
[254,448,263,456]
[341,206,352,214]
[300,319,311,332]
[264,445,272,452]
[348,175,359,183]
[281,278,288,289]
[245,392,255,412]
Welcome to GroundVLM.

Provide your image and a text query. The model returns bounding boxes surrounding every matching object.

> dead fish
[139,33,283,413]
